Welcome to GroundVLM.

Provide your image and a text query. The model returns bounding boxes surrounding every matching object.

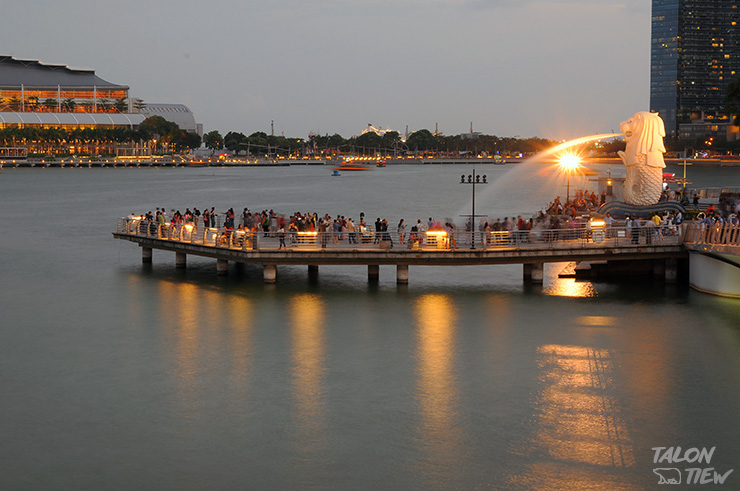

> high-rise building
[650,0,740,140]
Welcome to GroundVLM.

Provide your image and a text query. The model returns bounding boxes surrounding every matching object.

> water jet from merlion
[459,112,686,220]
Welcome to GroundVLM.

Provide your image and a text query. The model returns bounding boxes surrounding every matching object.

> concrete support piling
[523,262,544,284]
[665,257,678,284]
[308,264,319,281]
[653,259,666,279]
[142,247,152,264]
[263,264,277,283]
[396,264,409,284]
[217,259,229,275]
[175,252,187,268]
[368,264,380,283]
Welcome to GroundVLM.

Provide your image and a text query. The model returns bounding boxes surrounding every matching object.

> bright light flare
[558,153,581,172]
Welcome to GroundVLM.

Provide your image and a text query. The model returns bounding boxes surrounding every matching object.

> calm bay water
[1,162,739,490]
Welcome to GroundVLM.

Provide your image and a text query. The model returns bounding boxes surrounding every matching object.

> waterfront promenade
[114,218,688,284]
[7,155,740,168]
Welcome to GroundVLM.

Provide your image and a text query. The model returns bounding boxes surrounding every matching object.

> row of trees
[0,116,201,155]
[0,97,133,113]
[197,74,740,158]
[201,128,560,158]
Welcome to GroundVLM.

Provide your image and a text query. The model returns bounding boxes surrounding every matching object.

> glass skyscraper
[650,0,740,139]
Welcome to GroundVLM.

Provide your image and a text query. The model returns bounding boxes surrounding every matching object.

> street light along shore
[460,169,488,249]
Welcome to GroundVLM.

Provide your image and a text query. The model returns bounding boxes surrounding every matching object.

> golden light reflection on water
[290,294,327,451]
[413,294,464,471]
[509,344,636,489]
[124,274,145,324]
[544,278,598,298]
[157,281,202,386]
[151,279,259,415]
[576,316,617,327]
[227,295,253,392]
[128,275,257,424]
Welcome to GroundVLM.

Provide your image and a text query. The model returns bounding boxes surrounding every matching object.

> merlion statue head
[619,111,666,167]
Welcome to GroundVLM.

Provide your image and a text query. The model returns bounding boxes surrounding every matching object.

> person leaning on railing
[604,212,615,238]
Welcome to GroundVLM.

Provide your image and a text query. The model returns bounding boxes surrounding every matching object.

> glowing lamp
[558,153,581,203]
[558,153,581,172]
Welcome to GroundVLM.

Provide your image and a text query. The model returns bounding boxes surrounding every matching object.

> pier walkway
[114,218,687,284]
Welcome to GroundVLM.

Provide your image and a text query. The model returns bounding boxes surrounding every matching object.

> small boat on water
[376,160,386,167]
[332,159,372,171]
[331,170,341,177]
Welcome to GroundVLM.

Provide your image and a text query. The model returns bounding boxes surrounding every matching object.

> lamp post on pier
[558,153,581,205]
[460,169,488,249]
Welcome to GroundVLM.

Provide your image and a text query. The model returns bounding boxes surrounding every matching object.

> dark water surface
[1,163,739,490]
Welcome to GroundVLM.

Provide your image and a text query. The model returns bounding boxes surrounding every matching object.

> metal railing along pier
[116,217,685,253]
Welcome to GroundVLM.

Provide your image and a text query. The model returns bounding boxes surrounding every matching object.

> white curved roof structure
[0,111,146,127]
[139,104,197,133]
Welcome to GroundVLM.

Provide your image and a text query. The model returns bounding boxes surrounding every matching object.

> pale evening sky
[1,0,650,140]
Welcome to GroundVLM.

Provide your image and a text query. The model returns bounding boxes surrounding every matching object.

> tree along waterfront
[0,115,201,157]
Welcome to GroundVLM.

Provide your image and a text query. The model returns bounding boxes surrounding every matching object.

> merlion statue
[617,111,666,206]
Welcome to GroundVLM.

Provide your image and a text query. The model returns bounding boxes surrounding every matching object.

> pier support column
[142,246,152,264]
[368,264,380,283]
[217,259,229,275]
[665,257,678,284]
[396,264,409,284]
[308,265,319,281]
[263,264,277,283]
[523,262,544,284]
[176,252,187,269]
[653,259,666,279]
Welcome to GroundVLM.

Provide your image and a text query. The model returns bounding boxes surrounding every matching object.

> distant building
[650,1,740,140]
[460,122,480,140]
[140,103,201,135]
[0,55,199,135]
[359,124,397,138]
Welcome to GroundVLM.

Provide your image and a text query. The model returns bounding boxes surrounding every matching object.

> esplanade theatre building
[0,55,200,138]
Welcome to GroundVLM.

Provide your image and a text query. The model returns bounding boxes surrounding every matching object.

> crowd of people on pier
[120,184,740,251]
[127,197,697,251]
[545,190,603,217]
[700,192,740,223]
